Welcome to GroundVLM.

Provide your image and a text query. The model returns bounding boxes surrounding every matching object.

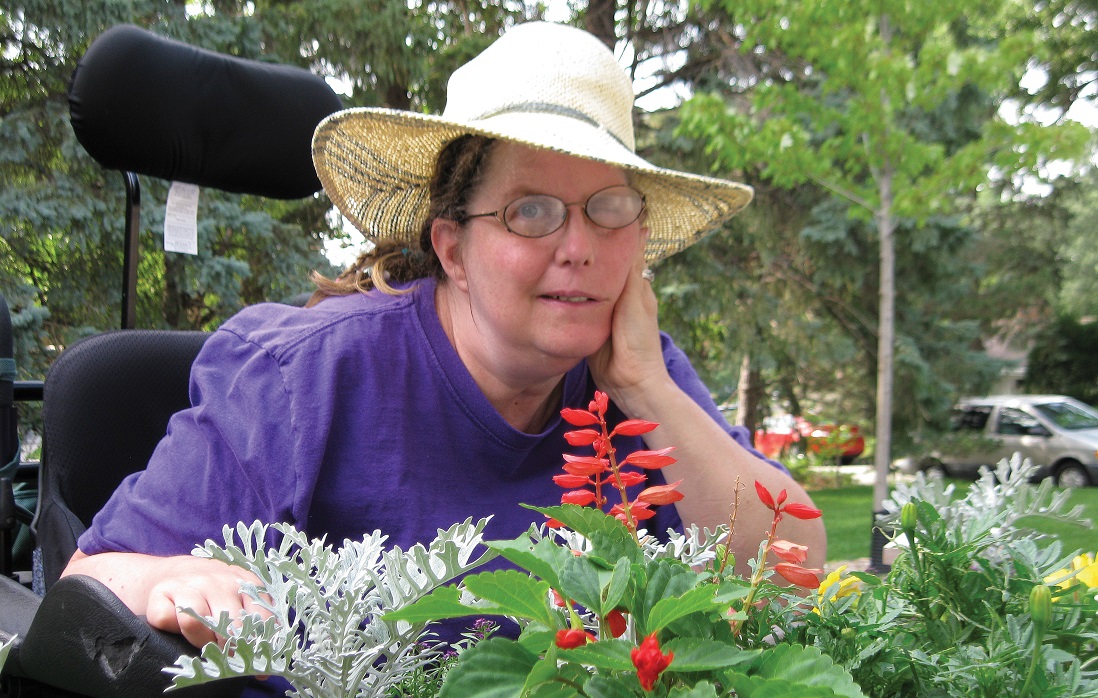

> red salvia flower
[754,481,820,519]
[612,419,659,437]
[755,480,775,509]
[553,474,591,488]
[605,608,628,638]
[555,628,595,649]
[561,408,599,426]
[636,480,684,506]
[564,429,601,446]
[631,633,673,691]
[561,490,597,506]
[621,448,676,469]
[770,539,809,564]
[783,502,824,519]
[615,471,647,487]
[774,563,824,588]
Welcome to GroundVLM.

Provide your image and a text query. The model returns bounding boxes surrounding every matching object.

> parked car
[897,395,1098,487]
[753,414,866,464]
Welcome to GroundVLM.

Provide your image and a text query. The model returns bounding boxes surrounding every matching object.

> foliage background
[2,0,1097,456]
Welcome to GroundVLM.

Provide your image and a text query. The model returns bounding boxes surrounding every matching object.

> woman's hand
[64,550,270,649]
[587,234,671,413]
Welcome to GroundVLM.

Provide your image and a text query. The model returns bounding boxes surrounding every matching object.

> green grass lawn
[811,481,1098,562]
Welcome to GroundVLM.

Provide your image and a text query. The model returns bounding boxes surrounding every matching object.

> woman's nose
[553,204,597,265]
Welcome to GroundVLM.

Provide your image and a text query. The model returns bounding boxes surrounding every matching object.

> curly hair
[307,134,496,305]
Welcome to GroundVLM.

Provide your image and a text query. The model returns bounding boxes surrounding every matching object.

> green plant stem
[1019,625,1046,698]
[732,511,781,636]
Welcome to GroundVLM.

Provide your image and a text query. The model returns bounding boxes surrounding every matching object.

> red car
[753,415,865,464]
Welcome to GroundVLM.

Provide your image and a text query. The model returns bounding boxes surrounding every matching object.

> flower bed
[157,395,1098,697]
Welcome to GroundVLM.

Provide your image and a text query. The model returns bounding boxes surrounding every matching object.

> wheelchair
[0,24,342,697]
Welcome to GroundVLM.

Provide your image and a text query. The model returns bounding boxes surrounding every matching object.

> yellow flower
[1044,552,1098,592]
[814,565,862,614]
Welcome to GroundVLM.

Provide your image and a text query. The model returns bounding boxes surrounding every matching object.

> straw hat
[312,21,753,263]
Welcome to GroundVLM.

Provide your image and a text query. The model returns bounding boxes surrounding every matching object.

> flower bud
[1029,584,1052,630]
[900,502,918,539]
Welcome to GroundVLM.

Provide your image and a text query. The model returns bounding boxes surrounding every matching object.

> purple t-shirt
[81,276,769,563]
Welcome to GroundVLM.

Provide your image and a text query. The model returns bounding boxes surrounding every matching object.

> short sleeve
[78,326,306,556]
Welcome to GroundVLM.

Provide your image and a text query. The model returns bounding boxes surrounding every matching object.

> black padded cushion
[18,574,247,697]
[68,24,343,199]
[37,330,210,589]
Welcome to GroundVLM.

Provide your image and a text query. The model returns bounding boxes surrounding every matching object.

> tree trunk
[735,353,762,433]
[872,179,896,513]
[584,0,616,49]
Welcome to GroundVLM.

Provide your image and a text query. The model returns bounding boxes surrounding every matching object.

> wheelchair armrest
[16,574,248,698]
[0,574,40,676]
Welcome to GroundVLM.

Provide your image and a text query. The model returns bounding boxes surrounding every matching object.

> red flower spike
[555,628,595,649]
[637,481,685,506]
[553,474,592,488]
[774,563,823,588]
[552,589,567,607]
[783,502,824,520]
[776,489,788,507]
[613,419,659,437]
[621,448,676,469]
[605,609,628,638]
[561,408,600,426]
[564,429,601,446]
[755,481,776,510]
[770,539,809,564]
[594,391,609,415]
[616,471,647,487]
[631,634,673,691]
[561,490,597,506]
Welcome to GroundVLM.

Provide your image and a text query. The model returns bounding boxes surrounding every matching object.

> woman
[62,21,824,653]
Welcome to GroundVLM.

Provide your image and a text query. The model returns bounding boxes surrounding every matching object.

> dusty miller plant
[166,517,496,696]
[878,453,1089,547]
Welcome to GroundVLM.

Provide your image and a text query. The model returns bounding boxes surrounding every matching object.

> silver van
[899,394,1098,487]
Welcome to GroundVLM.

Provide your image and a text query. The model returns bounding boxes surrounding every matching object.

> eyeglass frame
[460,184,647,238]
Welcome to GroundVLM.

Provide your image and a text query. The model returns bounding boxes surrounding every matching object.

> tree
[1023,315,1098,405]
[679,0,1089,510]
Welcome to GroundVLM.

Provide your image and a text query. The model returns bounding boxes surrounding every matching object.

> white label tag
[164,181,200,255]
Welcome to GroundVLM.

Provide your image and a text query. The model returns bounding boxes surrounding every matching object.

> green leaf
[669,681,721,698]
[636,559,700,635]
[525,505,640,565]
[384,585,492,624]
[647,584,725,633]
[558,639,635,671]
[560,554,605,615]
[581,674,636,698]
[729,645,867,698]
[489,534,573,590]
[465,570,555,625]
[663,638,758,671]
[439,638,540,698]
[602,557,633,613]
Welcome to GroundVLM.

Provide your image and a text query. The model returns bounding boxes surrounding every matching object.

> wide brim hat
[312,21,753,264]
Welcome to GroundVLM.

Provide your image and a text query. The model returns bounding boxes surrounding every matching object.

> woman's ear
[431,218,468,291]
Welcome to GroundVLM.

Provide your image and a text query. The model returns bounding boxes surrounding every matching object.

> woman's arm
[63,549,267,648]
[588,243,826,573]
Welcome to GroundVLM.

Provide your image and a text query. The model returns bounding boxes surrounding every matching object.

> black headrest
[68,24,343,199]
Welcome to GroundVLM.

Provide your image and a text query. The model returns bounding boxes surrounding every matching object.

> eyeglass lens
[503,186,644,237]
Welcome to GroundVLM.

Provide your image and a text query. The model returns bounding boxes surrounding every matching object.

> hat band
[470,101,631,151]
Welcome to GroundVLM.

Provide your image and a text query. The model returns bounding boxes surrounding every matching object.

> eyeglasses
[463,185,646,238]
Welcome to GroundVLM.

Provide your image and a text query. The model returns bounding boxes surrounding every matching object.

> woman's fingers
[144,557,269,649]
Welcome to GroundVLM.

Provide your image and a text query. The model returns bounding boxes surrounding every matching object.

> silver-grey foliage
[166,518,496,696]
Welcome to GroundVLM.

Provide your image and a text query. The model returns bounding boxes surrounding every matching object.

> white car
[899,395,1098,487]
